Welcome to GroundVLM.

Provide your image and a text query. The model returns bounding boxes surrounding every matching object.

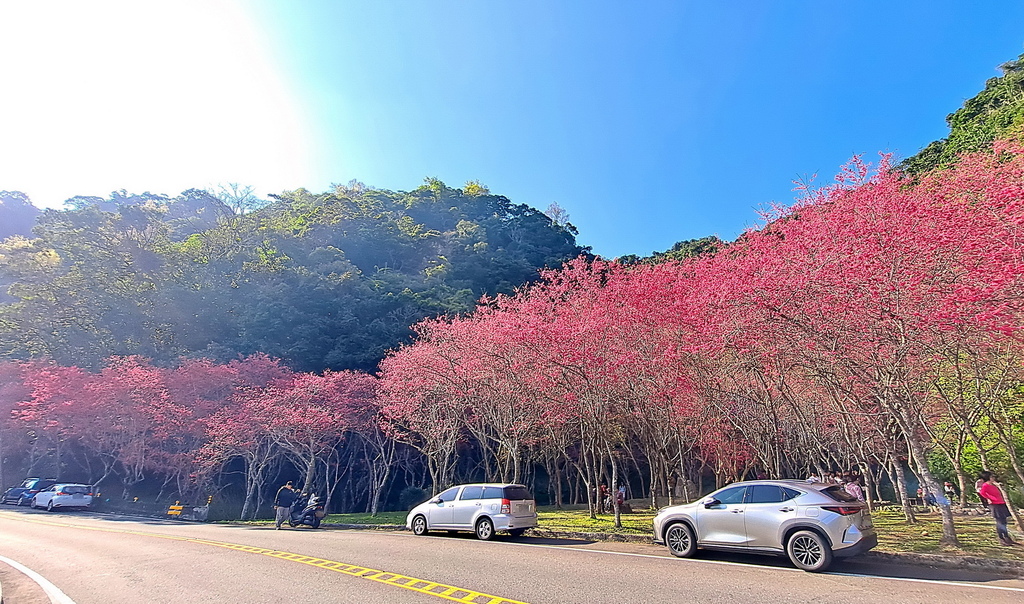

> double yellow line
[1,512,528,604]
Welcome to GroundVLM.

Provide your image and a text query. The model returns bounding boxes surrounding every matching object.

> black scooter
[288,493,325,528]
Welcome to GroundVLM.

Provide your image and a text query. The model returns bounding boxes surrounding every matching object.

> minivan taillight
[501,498,511,514]
[821,506,861,516]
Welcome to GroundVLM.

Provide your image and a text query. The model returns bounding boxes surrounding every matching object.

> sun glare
[0,0,311,207]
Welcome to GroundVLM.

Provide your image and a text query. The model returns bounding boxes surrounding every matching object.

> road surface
[1,507,1021,603]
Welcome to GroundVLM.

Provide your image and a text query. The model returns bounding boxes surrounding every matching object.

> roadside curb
[324,523,1024,578]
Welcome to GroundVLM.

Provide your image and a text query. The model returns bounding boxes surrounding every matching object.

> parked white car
[32,483,94,512]
[406,483,537,540]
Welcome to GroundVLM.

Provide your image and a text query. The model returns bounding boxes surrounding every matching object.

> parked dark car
[2,478,59,506]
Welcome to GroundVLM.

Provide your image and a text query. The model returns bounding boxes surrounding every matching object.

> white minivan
[406,483,538,540]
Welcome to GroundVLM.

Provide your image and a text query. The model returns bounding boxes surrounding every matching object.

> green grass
[533,507,656,535]
[322,511,407,525]
[317,506,1024,561]
[871,509,1024,560]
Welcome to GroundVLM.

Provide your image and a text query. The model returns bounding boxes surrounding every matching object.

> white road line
[408,535,1024,593]
[827,572,1024,593]
[0,554,78,604]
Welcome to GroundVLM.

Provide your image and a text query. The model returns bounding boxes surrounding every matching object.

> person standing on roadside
[978,471,1018,546]
[274,481,297,530]
[976,476,990,514]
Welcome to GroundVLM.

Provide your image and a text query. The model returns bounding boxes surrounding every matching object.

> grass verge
[321,507,1024,561]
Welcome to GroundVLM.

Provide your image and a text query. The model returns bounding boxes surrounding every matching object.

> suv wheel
[411,514,428,536]
[475,517,495,541]
[665,522,698,558]
[786,530,832,572]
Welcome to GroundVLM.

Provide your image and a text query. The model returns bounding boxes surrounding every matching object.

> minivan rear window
[821,485,859,503]
[503,486,532,501]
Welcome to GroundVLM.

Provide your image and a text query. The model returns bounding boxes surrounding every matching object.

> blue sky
[3,2,1024,259]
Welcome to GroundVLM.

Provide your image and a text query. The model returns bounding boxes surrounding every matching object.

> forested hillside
[0,180,586,371]
[902,52,1024,174]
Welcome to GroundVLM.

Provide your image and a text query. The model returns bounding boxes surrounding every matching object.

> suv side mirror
[702,497,720,508]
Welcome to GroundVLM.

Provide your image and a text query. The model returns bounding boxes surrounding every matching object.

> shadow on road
[653,547,1020,584]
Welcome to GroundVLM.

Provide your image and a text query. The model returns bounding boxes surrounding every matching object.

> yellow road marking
[0,512,529,604]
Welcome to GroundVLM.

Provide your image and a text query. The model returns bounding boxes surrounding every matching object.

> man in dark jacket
[274,481,297,529]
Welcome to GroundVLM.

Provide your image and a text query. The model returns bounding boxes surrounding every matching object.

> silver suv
[653,480,876,571]
[406,483,538,540]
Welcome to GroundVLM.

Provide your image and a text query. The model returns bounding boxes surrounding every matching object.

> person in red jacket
[978,472,1018,546]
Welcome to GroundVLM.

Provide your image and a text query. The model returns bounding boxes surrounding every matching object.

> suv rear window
[821,485,859,503]
[503,486,532,501]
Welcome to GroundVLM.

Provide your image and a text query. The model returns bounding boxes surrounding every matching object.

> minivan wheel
[411,514,428,536]
[786,530,832,572]
[475,517,495,541]
[665,523,698,558]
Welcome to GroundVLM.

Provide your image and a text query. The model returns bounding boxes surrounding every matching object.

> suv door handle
[779,507,794,512]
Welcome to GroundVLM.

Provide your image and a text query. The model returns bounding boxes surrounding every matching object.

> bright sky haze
[3,1,1024,258]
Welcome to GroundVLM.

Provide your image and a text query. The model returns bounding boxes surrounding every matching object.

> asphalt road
[1,507,1022,604]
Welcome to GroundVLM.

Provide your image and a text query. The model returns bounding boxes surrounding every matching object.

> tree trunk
[889,454,916,522]
[905,432,959,546]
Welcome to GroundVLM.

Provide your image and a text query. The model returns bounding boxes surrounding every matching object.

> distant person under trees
[274,481,297,530]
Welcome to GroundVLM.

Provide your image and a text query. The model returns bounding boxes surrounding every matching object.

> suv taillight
[821,506,861,516]
[501,498,511,514]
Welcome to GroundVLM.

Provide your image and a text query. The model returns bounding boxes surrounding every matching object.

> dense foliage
[0,180,586,372]
[380,143,1024,543]
[3,142,1020,545]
